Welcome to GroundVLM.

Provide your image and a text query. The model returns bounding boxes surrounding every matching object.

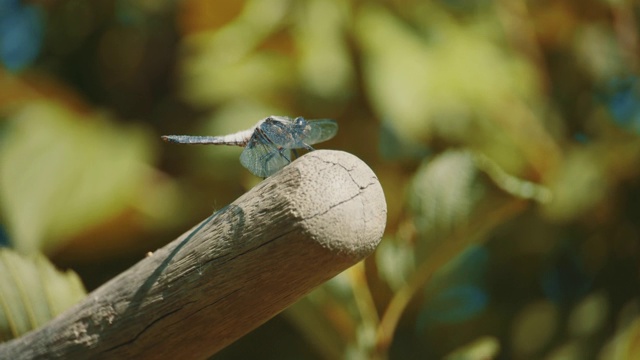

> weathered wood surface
[0,150,387,360]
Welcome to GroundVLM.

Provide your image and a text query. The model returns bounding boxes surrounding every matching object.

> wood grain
[0,150,387,360]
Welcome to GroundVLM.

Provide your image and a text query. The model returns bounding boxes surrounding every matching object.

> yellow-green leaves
[180,0,293,107]
[293,0,354,100]
[0,249,86,342]
[0,102,155,254]
[355,4,539,144]
[410,150,480,243]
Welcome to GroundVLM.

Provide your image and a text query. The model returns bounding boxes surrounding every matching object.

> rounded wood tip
[283,150,387,260]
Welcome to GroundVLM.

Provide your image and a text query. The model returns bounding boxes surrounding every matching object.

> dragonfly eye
[294,117,306,126]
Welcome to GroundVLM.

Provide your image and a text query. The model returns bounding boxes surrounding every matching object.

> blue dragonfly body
[162,116,338,178]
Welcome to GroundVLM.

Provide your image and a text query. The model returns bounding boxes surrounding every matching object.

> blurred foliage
[1,0,640,359]
[0,0,44,72]
[0,248,86,342]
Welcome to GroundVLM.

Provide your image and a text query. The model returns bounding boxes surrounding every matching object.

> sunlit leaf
[0,101,155,254]
[511,300,558,357]
[293,0,354,99]
[0,248,86,342]
[355,4,539,144]
[600,315,640,359]
[180,0,293,106]
[541,147,608,221]
[444,336,500,360]
[182,51,293,106]
[375,236,415,291]
[438,0,492,13]
[574,25,623,82]
[410,150,482,248]
[355,4,437,142]
[568,291,608,338]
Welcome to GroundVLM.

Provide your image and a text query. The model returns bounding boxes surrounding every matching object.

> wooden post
[0,150,387,360]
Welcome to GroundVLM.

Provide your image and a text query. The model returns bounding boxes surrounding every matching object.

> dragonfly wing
[304,119,338,145]
[240,132,292,178]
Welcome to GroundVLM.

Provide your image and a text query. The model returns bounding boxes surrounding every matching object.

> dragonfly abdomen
[161,130,252,146]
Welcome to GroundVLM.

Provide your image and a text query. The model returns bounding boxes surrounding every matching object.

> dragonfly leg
[278,147,291,163]
[303,144,315,152]
[292,149,300,159]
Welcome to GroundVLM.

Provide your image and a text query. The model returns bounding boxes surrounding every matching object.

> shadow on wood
[0,150,387,360]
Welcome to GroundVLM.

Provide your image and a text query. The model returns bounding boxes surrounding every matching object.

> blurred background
[1,0,640,358]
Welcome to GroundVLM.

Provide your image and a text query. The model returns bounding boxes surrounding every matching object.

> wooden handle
[0,150,387,360]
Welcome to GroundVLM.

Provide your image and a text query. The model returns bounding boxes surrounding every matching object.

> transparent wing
[240,131,292,178]
[304,119,338,145]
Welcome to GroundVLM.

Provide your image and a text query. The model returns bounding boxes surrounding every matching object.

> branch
[0,150,387,360]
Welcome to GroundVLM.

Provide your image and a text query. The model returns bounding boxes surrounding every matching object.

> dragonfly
[161,116,338,178]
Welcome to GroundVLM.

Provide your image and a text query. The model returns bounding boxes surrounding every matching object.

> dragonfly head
[293,116,306,127]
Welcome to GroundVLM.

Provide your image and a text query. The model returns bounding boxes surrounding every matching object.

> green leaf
[375,236,415,291]
[0,101,154,253]
[354,4,539,145]
[0,249,86,342]
[293,0,354,99]
[410,150,482,243]
[180,0,292,106]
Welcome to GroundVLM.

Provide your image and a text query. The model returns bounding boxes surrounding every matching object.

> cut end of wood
[282,150,387,261]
